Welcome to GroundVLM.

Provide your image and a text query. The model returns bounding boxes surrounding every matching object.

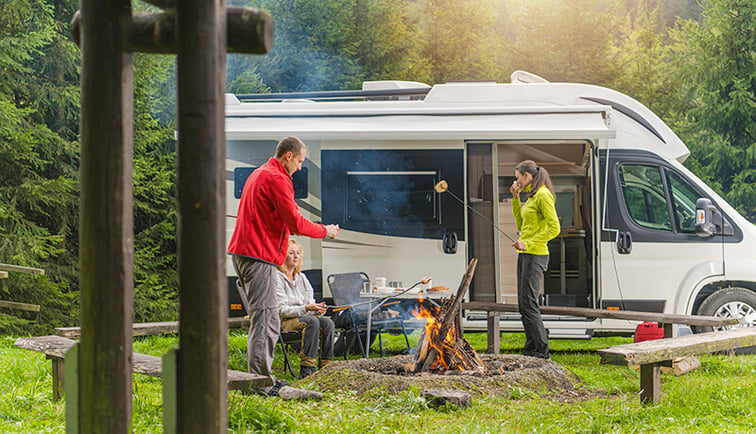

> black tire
[696,287,756,355]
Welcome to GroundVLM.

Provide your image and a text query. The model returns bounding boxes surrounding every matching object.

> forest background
[1,0,755,334]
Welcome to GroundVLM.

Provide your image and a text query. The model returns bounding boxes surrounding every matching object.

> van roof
[225,74,689,162]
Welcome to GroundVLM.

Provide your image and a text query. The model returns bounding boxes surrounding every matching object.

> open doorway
[496,141,595,308]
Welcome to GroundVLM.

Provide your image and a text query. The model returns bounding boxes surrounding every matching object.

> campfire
[305,258,581,396]
[407,259,485,374]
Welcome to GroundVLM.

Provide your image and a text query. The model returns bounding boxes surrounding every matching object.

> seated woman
[276,239,335,379]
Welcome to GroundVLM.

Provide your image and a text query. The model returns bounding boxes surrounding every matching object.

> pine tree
[0,0,80,333]
[665,0,756,221]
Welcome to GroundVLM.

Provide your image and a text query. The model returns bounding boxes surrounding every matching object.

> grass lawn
[2,330,755,433]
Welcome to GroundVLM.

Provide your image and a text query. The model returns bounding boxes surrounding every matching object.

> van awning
[225,106,616,141]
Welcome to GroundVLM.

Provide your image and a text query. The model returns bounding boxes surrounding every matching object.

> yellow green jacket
[512,185,561,255]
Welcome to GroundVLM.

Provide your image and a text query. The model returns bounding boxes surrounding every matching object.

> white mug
[374,277,387,288]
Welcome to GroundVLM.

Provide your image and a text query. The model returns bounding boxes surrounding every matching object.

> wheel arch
[690,281,756,316]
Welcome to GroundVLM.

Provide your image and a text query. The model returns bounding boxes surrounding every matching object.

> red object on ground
[634,321,665,343]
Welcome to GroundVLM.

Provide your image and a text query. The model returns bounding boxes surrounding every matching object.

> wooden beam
[0,300,41,312]
[78,0,134,432]
[461,301,739,328]
[0,263,45,275]
[142,0,175,8]
[176,0,227,431]
[597,327,756,366]
[54,317,250,338]
[71,7,273,54]
[0,271,7,279]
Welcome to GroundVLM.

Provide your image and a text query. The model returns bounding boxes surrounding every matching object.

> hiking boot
[265,379,289,397]
[246,379,289,397]
[298,365,317,379]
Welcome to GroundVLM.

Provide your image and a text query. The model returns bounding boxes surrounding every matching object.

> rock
[422,389,472,409]
[277,386,324,401]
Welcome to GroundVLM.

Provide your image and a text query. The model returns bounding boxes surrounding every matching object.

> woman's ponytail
[515,160,555,199]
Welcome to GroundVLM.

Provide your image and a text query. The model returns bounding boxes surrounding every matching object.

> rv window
[234,167,308,199]
[321,149,464,239]
[666,170,699,234]
[618,164,672,232]
[345,172,437,223]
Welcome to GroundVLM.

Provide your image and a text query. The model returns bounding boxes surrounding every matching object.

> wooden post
[51,357,66,402]
[176,0,227,432]
[640,362,662,405]
[662,322,673,338]
[163,348,178,434]
[65,343,80,434]
[78,0,134,432]
[487,312,500,355]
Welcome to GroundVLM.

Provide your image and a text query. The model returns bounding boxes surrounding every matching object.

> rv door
[600,150,726,316]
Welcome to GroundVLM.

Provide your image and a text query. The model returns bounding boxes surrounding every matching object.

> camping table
[360,288,452,357]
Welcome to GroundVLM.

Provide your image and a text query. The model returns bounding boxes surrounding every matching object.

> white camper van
[225,71,756,338]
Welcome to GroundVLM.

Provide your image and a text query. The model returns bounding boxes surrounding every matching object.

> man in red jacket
[228,136,339,396]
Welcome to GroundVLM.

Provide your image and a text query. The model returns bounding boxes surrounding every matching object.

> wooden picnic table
[461,302,739,354]
[15,334,272,401]
[597,327,756,404]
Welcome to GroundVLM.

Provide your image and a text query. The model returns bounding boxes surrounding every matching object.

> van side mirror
[695,198,734,237]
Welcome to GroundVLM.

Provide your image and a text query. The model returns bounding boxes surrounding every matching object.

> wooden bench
[14,335,271,401]
[0,300,41,314]
[597,327,756,404]
[461,302,739,354]
[0,263,45,275]
[0,263,45,316]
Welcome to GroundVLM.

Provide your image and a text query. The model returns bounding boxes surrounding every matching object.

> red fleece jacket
[227,158,326,265]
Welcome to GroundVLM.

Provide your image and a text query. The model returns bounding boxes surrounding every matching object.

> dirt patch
[300,354,582,397]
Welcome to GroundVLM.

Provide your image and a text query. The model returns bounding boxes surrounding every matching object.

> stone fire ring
[298,354,580,397]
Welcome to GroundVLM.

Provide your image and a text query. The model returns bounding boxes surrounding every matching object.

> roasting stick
[435,180,517,243]
[327,277,431,312]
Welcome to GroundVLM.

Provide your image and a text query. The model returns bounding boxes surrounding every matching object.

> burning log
[412,259,484,373]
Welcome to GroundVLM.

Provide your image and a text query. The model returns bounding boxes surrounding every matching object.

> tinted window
[321,149,464,239]
[346,172,437,223]
[666,170,699,234]
[234,167,308,199]
[618,164,672,231]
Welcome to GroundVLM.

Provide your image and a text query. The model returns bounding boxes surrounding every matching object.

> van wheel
[696,287,756,354]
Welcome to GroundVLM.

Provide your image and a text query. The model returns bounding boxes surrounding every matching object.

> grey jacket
[275,270,316,319]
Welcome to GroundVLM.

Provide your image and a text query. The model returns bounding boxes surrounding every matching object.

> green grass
[3,331,756,433]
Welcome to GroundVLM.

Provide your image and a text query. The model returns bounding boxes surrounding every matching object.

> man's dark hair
[275,136,306,158]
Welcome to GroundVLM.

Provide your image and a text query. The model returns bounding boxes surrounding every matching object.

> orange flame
[412,301,466,371]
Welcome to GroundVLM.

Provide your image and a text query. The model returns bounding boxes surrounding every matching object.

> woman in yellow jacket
[510,160,561,359]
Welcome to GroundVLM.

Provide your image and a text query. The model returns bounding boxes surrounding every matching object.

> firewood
[416,331,430,364]
[419,259,478,372]
[660,356,701,376]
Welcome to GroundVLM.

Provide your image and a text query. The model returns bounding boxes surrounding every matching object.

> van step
[548,328,594,340]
